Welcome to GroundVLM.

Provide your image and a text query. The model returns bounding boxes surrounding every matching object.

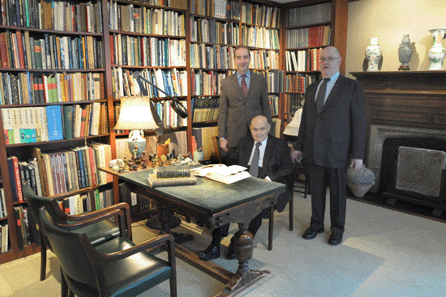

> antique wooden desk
[118,168,286,296]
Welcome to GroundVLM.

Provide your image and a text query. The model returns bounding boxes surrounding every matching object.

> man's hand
[220,138,229,152]
[291,150,303,163]
[349,159,363,171]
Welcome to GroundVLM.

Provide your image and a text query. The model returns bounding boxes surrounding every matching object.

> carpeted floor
[2,191,446,296]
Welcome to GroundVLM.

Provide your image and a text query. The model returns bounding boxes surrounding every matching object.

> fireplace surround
[351,71,446,212]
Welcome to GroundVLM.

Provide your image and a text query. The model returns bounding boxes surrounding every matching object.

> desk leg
[216,223,273,297]
[156,204,194,244]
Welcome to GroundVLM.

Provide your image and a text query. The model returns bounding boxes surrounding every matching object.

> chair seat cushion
[96,237,172,297]
[69,219,120,246]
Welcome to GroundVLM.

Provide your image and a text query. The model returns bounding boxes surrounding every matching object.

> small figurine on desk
[123,157,130,172]
[141,152,150,168]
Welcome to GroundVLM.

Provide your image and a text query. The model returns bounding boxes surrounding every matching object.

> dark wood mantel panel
[351,71,446,131]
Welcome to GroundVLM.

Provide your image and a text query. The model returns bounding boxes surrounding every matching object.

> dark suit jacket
[237,135,294,212]
[293,75,366,168]
[218,71,272,148]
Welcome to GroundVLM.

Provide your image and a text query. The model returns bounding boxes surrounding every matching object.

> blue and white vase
[428,28,446,70]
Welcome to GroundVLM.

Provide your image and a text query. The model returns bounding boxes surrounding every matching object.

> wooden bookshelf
[0,0,349,264]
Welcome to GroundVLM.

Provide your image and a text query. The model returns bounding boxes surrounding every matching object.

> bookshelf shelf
[4,135,110,148]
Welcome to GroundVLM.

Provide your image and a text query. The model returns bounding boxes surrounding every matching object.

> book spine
[12,156,23,203]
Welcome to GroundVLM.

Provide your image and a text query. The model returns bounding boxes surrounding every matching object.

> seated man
[199,115,294,260]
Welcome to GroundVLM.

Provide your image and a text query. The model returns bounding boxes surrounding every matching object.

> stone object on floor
[347,165,375,198]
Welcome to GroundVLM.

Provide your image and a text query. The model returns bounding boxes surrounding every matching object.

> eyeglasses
[319,57,340,62]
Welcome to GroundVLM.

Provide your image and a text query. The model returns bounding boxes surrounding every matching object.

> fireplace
[351,71,446,214]
[378,136,446,214]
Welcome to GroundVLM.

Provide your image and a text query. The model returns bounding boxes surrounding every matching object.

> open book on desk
[190,164,251,184]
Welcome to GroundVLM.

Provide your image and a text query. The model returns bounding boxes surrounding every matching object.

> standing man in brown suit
[218,45,272,165]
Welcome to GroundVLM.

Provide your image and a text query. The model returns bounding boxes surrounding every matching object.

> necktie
[241,74,248,97]
[316,78,330,112]
[249,142,262,177]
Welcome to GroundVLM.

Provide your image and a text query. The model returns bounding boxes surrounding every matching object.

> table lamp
[114,96,159,163]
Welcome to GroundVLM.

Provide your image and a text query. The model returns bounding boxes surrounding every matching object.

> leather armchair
[23,183,132,281]
[38,207,177,297]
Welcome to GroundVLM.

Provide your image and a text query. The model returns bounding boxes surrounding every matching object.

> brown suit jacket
[218,71,272,148]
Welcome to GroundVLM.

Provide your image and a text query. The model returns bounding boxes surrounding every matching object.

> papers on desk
[190,164,251,184]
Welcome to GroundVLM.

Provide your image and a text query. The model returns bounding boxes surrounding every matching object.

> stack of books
[148,167,197,188]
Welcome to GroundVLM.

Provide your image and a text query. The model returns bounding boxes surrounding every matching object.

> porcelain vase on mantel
[365,37,382,71]
[428,28,446,70]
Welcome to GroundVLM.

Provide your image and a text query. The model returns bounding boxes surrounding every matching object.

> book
[153,167,191,178]
[191,164,251,184]
[46,105,63,141]
[7,156,23,202]
[147,174,197,188]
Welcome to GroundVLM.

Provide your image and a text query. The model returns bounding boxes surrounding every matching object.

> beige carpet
[2,192,446,297]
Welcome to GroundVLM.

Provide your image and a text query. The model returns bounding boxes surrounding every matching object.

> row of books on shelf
[110,34,186,67]
[109,3,185,36]
[287,25,331,49]
[0,222,8,253]
[241,25,279,50]
[285,73,318,94]
[250,50,280,71]
[0,30,103,70]
[0,0,103,33]
[7,144,112,202]
[189,0,240,20]
[285,48,324,72]
[190,44,236,70]
[112,68,188,99]
[191,97,219,123]
[190,70,228,96]
[258,70,284,93]
[191,126,218,160]
[240,2,280,28]
[0,72,104,105]
[190,16,239,45]
[154,100,188,128]
[0,188,7,217]
[2,103,108,144]
[269,94,280,117]
[287,2,331,27]
[12,205,38,250]
[285,93,305,115]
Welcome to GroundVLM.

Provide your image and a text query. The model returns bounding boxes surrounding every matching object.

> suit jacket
[237,135,294,212]
[218,71,272,148]
[294,75,366,168]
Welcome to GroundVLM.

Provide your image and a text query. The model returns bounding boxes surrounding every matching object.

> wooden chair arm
[63,202,132,240]
[56,209,125,234]
[98,234,176,263]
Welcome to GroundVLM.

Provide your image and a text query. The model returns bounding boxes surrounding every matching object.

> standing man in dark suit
[199,115,294,260]
[218,45,272,165]
[292,46,366,246]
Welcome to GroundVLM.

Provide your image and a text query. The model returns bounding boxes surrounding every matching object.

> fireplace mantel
[351,71,446,133]
[351,71,446,213]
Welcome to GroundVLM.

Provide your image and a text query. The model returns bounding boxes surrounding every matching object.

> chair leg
[61,268,68,297]
[40,234,47,281]
[268,205,274,251]
[289,198,294,231]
